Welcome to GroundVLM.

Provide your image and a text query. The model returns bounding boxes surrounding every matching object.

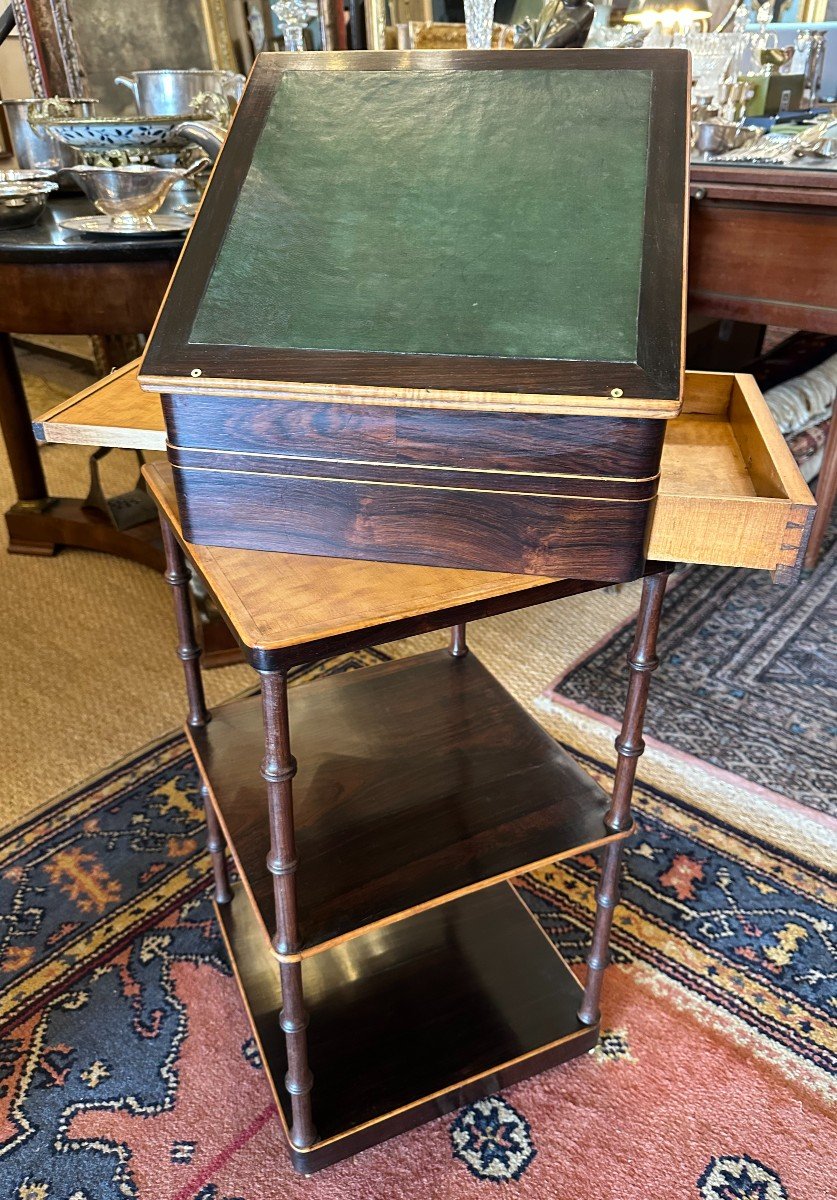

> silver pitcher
[114,69,245,118]
[1,97,97,170]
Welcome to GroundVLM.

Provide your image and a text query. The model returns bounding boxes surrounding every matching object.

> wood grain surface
[39,366,815,583]
[189,650,628,958]
[145,459,619,666]
[217,881,598,1171]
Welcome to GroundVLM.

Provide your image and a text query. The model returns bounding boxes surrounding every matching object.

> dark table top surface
[0,195,188,265]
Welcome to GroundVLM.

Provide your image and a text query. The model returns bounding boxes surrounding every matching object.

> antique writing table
[34,48,815,1174]
[688,162,837,569]
[36,366,814,1173]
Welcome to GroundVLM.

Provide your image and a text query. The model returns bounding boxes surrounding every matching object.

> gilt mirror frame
[11,0,238,101]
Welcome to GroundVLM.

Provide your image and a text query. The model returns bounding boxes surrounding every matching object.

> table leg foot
[7,537,58,556]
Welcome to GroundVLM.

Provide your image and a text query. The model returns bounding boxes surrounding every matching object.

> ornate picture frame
[11,0,238,107]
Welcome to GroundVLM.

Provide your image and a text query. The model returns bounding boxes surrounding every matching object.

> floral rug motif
[1,655,834,1199]
[543,520,837,818]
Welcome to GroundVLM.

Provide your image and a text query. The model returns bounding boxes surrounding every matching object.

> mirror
[11,0,244,112]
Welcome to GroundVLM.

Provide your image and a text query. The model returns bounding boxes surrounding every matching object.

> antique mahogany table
[35,364,814,1173]
[0,196,179,566]
[688,161,837,567]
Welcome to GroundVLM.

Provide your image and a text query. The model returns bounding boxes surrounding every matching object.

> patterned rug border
[562,743,837,891]
[540,693,837,839]
[0,727,186,843]
[541,575,837,838]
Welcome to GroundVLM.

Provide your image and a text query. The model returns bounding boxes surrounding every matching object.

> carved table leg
[579,569,669,1027]
[161,517,232,906]
[449,623,468,658]
[260,669,316,1150]
[804,410,837,569]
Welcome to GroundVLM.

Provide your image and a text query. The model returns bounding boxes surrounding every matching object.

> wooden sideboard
[688,163,837,335]
[689,162,836,566]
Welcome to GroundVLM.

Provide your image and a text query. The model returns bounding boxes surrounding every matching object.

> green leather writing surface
[190,68,652,362]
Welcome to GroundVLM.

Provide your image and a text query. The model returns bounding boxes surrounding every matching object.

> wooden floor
[218,880,599,1172]
[191,649,627,959]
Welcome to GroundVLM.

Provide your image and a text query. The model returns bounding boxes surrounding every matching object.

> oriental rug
[542,520,837,819]
[1,654,834,1200]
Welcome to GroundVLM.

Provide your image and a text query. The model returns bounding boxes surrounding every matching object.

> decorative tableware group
[1,17,833,237]
[1,68,241,236]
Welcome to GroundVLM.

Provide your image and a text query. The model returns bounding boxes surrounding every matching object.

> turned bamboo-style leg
[161,519,209,730]
[161,520,231,905]
[449,623,468,657]
[579,569,669,1027]
[201,783,232,905]
[259,669,315,1150]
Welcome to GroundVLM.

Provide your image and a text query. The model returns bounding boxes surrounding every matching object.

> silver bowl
[114,68,244,118]
[0,180,58,229]
[67,161,207,228]
[693,121,759,157]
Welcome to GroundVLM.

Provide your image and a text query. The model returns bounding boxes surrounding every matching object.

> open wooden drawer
[35,364,815,582]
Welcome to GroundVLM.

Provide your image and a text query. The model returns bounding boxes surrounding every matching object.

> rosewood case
[141,49,691,579]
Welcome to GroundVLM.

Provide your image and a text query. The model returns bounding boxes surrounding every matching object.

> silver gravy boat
[67,159,209,228]
[114,69,245,118]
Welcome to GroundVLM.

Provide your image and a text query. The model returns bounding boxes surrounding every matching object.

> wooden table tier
[191,649,627,959]
[219,880,598,1173]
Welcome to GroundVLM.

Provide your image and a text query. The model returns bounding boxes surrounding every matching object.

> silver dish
[0,180,59,229]
[114,69,244,118]
[693,121,759,157]
[66,160,208,228]
[60,213,192,238]
[28,115,192,152]
[0,97,97,169]
[0,168,56,184]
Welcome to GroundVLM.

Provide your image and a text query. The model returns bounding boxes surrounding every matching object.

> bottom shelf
[217,880,598,1173]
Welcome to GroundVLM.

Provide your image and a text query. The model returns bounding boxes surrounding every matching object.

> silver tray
[60,214,192,237]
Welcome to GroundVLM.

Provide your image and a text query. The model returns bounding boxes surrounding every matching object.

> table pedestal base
[6,497,164,568]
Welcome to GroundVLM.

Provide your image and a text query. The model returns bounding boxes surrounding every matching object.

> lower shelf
[217,879,598,1174]
[193,648,624,959]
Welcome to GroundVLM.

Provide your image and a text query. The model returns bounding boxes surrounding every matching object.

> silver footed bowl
[29,115,191,152]
[0,180,58,229]
[67,162,208,228]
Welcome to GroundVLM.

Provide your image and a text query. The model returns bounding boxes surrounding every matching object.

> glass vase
[271,0,317,50]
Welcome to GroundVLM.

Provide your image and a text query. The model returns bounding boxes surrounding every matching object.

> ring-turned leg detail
[201,782,231,905]
[578,841,623,1026]
[579,568,669,1026]
[160,518,209,730]
[259,669,316,1149]
[605,570,669,833]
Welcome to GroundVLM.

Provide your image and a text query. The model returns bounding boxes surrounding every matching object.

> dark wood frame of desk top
[143,49,689,402]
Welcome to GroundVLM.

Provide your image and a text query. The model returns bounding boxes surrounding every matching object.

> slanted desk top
[141,49,689,413]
